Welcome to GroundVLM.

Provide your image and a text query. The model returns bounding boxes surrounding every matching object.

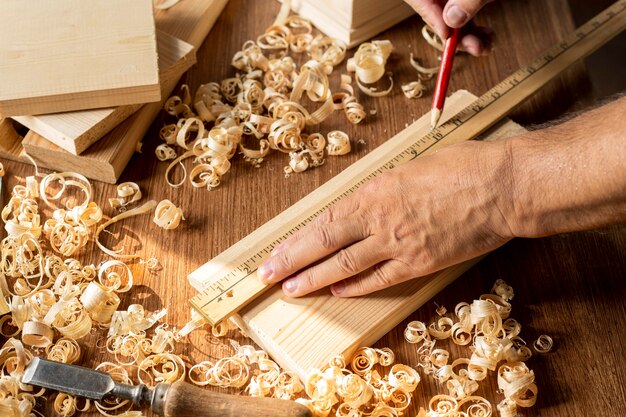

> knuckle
[313,225,335,249]
[274,250,296,273]
[335,249,359,275]
[301,269,319,293]
[373,265,395,289]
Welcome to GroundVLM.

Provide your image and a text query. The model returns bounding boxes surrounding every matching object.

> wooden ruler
[189,1,626,325]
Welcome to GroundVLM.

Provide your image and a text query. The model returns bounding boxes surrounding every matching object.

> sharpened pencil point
[430,108,441,131]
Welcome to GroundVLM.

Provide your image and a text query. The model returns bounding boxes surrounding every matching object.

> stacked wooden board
[0,0,161,116]
[283,0,416,47]
[0,0,230,183]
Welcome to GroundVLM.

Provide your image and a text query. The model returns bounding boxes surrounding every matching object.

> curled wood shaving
[108,182,142,211]
[137,353,186,388]
[533,335,553,353]
[108,304,167,338]
[95,200,157,260]
[153,200,184,230]
[46,337,81,364]
[155,144,177,161]
[39,172,92,210]
[409,53,439,80]
[401,80,426,99]
[422,25,444,52]
[347,40,394,97]
[326,131,351,156]
[21,321,54,348]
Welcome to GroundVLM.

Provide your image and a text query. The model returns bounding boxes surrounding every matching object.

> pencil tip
[430,108,441,132]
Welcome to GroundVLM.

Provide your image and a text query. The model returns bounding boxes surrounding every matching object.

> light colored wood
[190,91,529,380]
[13,32,195,156]
[17,0,230,184]
[0,118,26,163]
[0,0,160,116]
[285,0,415,47]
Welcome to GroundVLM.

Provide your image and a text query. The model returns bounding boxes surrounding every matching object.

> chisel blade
[22,357,115,400]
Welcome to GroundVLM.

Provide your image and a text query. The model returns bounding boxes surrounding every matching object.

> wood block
[19,0,230,184]
[13,31,195,155]
[0,0,160,116]
[285,0,415,47]
[189,91,529,380]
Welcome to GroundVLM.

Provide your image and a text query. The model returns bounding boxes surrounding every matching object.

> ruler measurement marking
[190,2,626,324]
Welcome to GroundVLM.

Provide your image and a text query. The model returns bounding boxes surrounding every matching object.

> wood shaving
[153,200,184,230]
[326,131,351,156]
[422,25,445,52]
[402,80,426,99]
[95,200,157,260]
[533,335,553,353]
[409,53,439,80]
[108,182,142,212]
[347,40,394,96]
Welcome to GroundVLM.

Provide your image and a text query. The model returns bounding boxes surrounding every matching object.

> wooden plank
[190,91,529,380]
[13,31,195,156]
[18,0,230,184]
[0,0,160,116]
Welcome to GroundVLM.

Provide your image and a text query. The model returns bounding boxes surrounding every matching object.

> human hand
[258,140,515,298]
[404,0,496,56]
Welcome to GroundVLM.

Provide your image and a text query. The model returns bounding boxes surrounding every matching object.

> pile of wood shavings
[156,12,373,188]
[404,279,552,417]
[0,171,190,417]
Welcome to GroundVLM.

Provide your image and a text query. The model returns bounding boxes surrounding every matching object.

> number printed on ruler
[189,0,626,326]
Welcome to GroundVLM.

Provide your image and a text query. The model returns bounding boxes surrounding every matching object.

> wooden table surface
[2,1,625,416]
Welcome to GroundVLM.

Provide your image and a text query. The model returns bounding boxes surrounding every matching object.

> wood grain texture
[13,31,195,155]
[1,1,624,417]
[0,0,160,116]
[17,0,229,183]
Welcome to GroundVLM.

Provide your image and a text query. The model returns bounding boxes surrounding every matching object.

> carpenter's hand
[404,0,496,56]
[258,140,515,298]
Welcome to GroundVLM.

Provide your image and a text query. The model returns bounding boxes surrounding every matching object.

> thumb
[443,0,493,28]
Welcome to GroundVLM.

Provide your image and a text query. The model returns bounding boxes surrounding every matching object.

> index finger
[404,0,449,39]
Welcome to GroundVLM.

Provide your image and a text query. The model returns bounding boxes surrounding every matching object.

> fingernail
[283,279,298,295]
[332,281,346,295]
[258,262,273,283]
[446,5,468,27]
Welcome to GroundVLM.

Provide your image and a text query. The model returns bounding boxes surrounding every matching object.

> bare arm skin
[404,0,496,56]
[258,96,626,298]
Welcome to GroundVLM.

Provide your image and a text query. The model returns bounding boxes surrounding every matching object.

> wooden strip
[13,31,195,156]
[0,0,160,116]
[18,0,230,184]
[192,91,528,380]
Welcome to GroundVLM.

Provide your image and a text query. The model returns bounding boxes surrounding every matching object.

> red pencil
[430,27,461,130]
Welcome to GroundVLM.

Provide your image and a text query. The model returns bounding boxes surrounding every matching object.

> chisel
[23,357,311,417]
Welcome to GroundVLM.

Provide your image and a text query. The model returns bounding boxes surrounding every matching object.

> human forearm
[505,96,626,238]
